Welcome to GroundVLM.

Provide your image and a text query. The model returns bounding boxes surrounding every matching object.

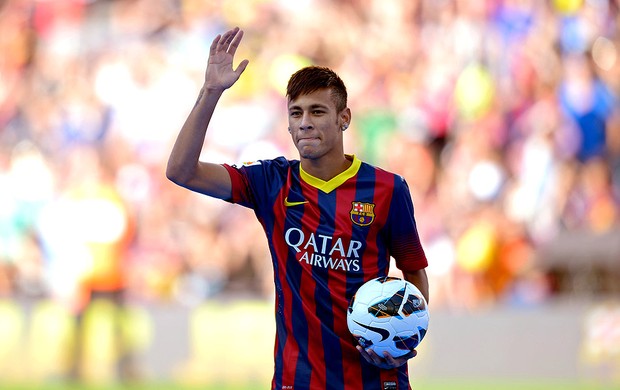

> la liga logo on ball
[347,276,429,358]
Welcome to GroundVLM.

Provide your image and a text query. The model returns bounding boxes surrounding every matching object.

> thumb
[234,59,250,76]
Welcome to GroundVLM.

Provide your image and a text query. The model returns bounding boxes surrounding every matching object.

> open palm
[205,27,249,91]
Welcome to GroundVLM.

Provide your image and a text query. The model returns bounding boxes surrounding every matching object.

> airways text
[284,228,362,272]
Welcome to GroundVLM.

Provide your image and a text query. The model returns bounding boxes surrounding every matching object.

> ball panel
[368,286,407,318]
[394,333,419,351]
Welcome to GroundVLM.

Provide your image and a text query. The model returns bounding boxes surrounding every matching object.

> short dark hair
[286,66,348,112]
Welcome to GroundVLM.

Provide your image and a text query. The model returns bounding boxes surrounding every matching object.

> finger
[227,28,244,54]
[210,34,221,55]
[383,351,397,365]
[218,28,238,50]
[395,349,417,360]
[366,348,384,365]
[225,27,240,45]
[356,345,370,359]
[356,345,375,364]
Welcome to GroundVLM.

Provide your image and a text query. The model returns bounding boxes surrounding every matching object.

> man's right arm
[166,87,232,199]
[165,27,249,199]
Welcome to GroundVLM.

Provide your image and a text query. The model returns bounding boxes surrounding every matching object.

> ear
[339,108,351,130]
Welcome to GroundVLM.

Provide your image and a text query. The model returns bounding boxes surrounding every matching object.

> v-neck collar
[299,154,361,193]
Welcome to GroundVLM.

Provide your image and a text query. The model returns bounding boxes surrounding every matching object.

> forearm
[403,268,429,304]
[166,86,223,184]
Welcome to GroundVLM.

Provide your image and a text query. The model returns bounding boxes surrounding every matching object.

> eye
[289,111,301,117]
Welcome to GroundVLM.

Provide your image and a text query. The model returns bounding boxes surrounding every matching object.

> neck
[300,154,352,182]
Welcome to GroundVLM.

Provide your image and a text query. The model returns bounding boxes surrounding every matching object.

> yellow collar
[299,155,361,193]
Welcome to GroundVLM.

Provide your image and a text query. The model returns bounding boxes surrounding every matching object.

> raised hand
[204,27,249,92]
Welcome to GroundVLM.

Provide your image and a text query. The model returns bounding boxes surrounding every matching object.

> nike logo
[353,320,390,341]
[284,197,309,207]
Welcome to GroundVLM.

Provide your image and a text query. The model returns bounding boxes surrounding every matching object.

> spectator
[0,0,618,315]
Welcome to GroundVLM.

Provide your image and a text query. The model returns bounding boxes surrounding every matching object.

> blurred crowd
[1,0,620,315]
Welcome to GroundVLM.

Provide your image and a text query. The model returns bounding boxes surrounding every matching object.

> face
[287,88,350,161]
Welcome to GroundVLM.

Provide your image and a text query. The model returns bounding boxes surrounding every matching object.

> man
[167,27,429,390]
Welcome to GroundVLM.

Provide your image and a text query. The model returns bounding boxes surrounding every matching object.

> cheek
[288,117,300,130]
[288,129,299,143]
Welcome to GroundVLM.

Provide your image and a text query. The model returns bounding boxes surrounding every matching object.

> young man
[167,27,429,390]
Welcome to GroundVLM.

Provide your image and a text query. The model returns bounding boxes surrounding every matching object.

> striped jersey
[222,154,427,390]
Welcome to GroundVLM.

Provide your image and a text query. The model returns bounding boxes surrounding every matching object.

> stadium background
[0,0,619,389]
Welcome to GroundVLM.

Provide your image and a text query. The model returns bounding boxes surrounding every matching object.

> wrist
[202,84,226,94]
[192,86,224,109]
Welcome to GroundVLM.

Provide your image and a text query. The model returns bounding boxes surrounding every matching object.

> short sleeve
[387,176,428,272]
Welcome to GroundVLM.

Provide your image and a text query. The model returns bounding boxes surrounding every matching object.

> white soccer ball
[347,276,429,358]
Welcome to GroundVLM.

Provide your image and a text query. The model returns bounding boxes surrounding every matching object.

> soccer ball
[347,276,429,358]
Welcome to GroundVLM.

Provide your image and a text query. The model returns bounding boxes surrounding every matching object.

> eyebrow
[288,103,330,111]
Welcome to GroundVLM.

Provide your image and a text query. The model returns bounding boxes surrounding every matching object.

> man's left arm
[403,268,429,304]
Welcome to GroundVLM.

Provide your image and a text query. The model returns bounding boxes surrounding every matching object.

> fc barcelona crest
[350,201,375,226]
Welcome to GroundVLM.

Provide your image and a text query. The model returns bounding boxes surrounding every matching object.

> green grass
[415,379,620,390]
[3,380,619,390]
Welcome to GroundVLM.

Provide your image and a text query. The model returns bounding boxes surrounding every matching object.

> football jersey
[222,154,427,390]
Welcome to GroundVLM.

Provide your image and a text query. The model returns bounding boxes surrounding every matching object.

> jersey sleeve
[387,175,428,272]
[221,157,289,211]
[222,163,258,209]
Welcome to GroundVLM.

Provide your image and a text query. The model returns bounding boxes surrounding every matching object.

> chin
[298,147,318,160]
[301,153,325,161]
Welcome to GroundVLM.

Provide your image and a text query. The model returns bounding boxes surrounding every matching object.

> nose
[299,112,313,131]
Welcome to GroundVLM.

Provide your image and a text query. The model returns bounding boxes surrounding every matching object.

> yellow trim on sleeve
[299,155,361,193]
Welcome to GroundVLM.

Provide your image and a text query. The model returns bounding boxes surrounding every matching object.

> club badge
[350,201,375,226]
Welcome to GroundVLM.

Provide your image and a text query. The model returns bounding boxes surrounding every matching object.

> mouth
[297,137,320,146]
